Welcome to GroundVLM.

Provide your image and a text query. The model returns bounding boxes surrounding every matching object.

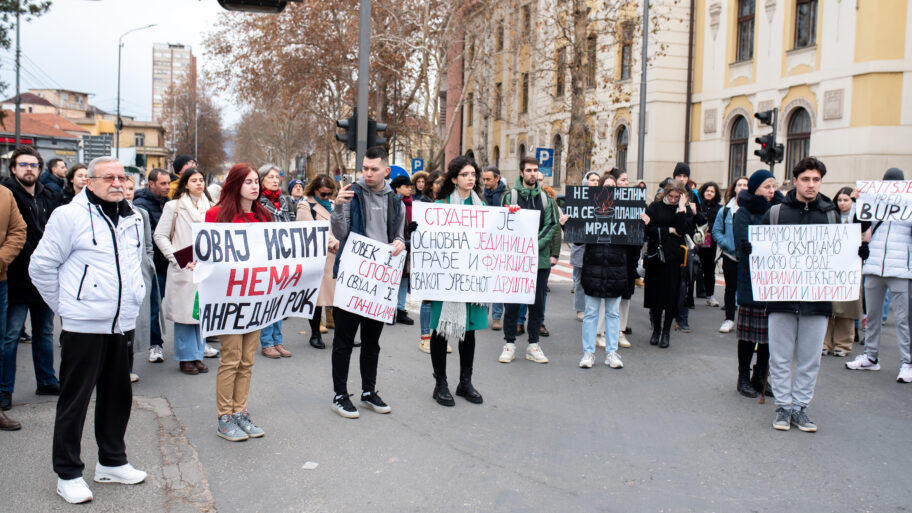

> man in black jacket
[0,146,60,411]
[132,168,171,363]
[39,158,67,196]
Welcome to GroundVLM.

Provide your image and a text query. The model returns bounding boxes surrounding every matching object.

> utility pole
[14,1,20,146]
[355,0,371,172]
[636,0,649,181]
[116,24,156,159]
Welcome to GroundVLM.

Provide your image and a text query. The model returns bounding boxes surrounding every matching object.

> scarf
[179,192,211,223]
[315,197,333,212]
[401,194,413,223]
[436,189,488,342]
[513,177,542,199]
[262,188,282,209]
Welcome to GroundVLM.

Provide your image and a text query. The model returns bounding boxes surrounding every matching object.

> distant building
[0,92,56,114]
[0,110,87,172]
[27,89,92,119]
[152,42,197,122]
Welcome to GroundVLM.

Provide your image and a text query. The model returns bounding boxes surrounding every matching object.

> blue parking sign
[537,148,554,177]
[411,159,424,173]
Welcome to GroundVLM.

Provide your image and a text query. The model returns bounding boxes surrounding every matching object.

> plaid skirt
[737,305,768,344]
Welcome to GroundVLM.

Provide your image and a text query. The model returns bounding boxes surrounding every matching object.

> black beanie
[673,162,690,178]
[390,175,412,190]
[173,155,193,174]
[883,167,905,181]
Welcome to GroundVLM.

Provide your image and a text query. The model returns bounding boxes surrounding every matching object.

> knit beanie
[747,169,775,194]
[287,179,304,195]
[673,162,691,178]
[883,167,905,181]
[173,155,193,174]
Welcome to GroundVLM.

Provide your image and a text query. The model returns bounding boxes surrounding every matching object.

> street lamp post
[116,23,156,159]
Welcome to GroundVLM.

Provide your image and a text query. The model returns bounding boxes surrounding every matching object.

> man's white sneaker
[498,343,516,363]
[57,477,93,504]
[579,352,595,368]
[596,333,606,348]
[845,354,880,371]
[719,320,735,333]
[605,351,624,369]
[897,363,912,383]
[618,331,631,348]
[526,343,549,364]
[706,296,720,307]
[94,462,147,485]
[203,344,220,358]
[148,346,164,363]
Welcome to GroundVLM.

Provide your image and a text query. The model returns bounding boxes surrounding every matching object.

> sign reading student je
[192,221,330,338]
[749,223,861,302]
[855,180,912,221]
[333,232,406,324]
[409,202,540,304]
[562,186,647,245]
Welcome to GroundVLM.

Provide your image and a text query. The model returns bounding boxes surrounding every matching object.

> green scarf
[513,177,542,199]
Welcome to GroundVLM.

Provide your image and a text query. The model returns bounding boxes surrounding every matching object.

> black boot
[750,365,773,397]
[737,373,758,398]
[396,309,415,325]
[433,374,455,406]
[309,332,325,349]
[659,314,673,348]
[737,340,759,398]
[455,367,483,404]
[649,310,662,346]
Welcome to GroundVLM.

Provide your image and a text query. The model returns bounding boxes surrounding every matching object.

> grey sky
[0,0,243,125]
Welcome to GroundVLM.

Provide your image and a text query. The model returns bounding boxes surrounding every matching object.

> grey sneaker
[790,408,817,432]
[772,407,791,431]
[233,410,264,438]
[217,414,249,442]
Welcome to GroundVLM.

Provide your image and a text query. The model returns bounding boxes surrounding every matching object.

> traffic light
[135,154,146,167]
[335,110,358,152]
[217,0,289,13]
[367,119,387,149]
[754,133,775,164]
[753,108,783,168]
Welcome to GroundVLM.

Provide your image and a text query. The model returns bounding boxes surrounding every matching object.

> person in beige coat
[153,168,213,375]
[0,184,26,430]
[296,174,338,349]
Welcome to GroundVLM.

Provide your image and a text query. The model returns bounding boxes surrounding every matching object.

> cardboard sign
[562,186,647,245]
[855,180,912,221]
[409,201,540,304]
[749,223,861,302]
[192,221,329,338]
[333,232,406,324]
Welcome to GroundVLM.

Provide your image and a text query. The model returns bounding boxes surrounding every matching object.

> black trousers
[331,308,384,396]
[722,256,739,321]
[309,306,323,335]
[503,268,550,344]
[430,330,475,380]
[53,330,133,480]
[698,245,717,297]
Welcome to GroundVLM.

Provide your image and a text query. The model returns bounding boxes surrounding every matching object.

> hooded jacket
[1,176,60,304]
[483,179,506,207]
[501,177,562,269]
[580,243,628,298]
[330,178,405,278]
[732,190,783,307]
[39,169,64,195]
[862,219,912,280]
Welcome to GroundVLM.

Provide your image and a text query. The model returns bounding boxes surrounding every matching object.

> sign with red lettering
[749,223,861,302]
[333,232,407,324]
[409,202,540,304]
[855,180,912,221]
[192,221,330,337]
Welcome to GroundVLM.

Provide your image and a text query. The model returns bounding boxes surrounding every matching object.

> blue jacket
[39,169,64,196]
[483,180,506,207]
[712,199,737,260]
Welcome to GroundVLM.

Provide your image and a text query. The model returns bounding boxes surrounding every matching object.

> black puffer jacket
[760,189,839,317]
[580,243,628,298]
[2,177,60,304]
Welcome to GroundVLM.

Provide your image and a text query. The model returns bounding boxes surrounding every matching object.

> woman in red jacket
[205,163,272,442]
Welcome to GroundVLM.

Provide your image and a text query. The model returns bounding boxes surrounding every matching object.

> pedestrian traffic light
[335,111,358,152]
[367,119,387,149]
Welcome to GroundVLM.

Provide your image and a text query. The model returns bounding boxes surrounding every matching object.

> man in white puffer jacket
[29,157,148,504]
[846,168,912,384]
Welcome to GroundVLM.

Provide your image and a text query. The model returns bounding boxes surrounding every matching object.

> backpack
[768,204,838,225]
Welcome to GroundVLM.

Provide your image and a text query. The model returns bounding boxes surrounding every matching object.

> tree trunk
[564,0,589,186]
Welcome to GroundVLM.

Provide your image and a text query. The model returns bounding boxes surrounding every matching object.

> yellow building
[70,115,168,171]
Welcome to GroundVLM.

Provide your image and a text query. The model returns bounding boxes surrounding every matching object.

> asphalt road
[1,273,910,513]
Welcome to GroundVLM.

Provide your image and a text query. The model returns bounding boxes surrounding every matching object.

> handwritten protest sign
[562,186,647,245]
[192,221,329,338]
[749,223,861,302]
[333,232,406,323]
[409,202,539,304]
[855,180,912,221]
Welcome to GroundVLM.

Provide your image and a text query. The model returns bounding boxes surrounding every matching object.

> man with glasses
[30,156,148,503]
[0,145,61,412]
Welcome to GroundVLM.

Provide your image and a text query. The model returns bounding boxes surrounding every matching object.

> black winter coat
[760,189,839,317]
[1,177,59,304]
[580,244,628,298]
[733,190,783,307]
[644,200,692,264]
[133,187,169,274]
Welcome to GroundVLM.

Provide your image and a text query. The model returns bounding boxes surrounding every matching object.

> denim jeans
[1,301,58,393]
[397,275,409,311]
[419,301,431,336]
[172,322,203,362]
[260,320,283,348]
[491,303,503,321]
[572,267,585,312]
[0,282,6,366]
[150,272,166,348]
[582,295,620,354]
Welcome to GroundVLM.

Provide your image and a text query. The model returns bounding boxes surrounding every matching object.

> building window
[586,34,597,88]
[736,0,754,62]
[552,134,562,186]
[521,4,531,34]
[493,146,500,169]
[519,143,526,160]
[728,116,749,185]
[794,0,817,49]
[555,47,566,97]
[495,83,503,120]
[496,23,504,51]
[521,73,529,114]
[786,108,811,174]
[466,93,473,127]
[134,133,145,147]
[621,42,632,80]
[616,125,628,171]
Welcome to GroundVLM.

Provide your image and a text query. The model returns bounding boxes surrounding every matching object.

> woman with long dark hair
[712,176,749,333]
[427,156,487,406]
[206,163,272,442]
[642,181,692,348]
[696,181,722,306]
[296,174,339,349]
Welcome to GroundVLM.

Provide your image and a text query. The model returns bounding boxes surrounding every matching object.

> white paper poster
[333,232,406,324]
[855,180,912,221]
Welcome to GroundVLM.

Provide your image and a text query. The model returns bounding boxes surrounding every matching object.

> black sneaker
[396,310,415,326]
[331,394,359,419]
[360,390,391,414]
[790,408,817,432]
[0,391,11,411]
[36,383,61,396]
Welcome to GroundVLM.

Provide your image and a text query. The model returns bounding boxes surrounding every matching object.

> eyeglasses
[16,162,39,169]
[91,174,128,184]
[316,190,333,199]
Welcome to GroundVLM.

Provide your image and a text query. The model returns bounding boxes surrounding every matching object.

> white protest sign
[749,223,861,302]
[409,201,540,304]
[192,221,329,338]
[855,180,912,221]
[333,232,406,324]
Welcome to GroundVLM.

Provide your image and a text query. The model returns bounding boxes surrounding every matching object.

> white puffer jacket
[863,220,912,280]
[29,190,146,334]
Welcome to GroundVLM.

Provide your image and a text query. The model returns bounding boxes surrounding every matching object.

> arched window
[552,134,562,186]
[786,108,811,174]
[492,146,500,169]
[728,116,749,185]
[616,125,628,171]
[518,143,526,160]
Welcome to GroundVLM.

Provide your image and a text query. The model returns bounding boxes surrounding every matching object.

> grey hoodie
[331,177,405,244]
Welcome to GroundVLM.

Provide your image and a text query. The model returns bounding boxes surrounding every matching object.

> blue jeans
[573,267,585,312]
[172,322,203,361]
[0,282,6,369]
[419,301,431,336]
[491,303,503,321]
[677,306,690,324]
[397,275,409,310]
[582,295,620,354]
[150,272,166,348]
[260,320,283,348]
[1,301,58,393]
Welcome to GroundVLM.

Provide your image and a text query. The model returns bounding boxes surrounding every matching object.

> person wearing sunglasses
[296,174,339,349]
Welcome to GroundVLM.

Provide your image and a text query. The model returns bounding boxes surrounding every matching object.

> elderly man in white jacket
[29,156,148,504]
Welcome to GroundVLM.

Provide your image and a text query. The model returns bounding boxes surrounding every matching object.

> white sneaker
[94,462,147,485]
[706,296,720,307]
[203,344,220,358]
[57,477,93,504]
[576,311,584,321]
[579,352,595,368]
[596,333,606,349]
[605,351,624,369]
[526,343,549,364]
[148,346,164,363]
[821,348,830,356]
[897,363,912,383]
[832,349,848,357]
[498,343,516,363]
[719,320,735,333]
[845,354,880,371]
[618,331,631,348]
[129,373,139,383]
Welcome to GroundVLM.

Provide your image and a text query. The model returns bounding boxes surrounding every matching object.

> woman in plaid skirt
[732,169,783,398]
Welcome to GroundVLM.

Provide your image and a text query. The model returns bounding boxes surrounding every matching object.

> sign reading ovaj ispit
[192,221,329,337]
